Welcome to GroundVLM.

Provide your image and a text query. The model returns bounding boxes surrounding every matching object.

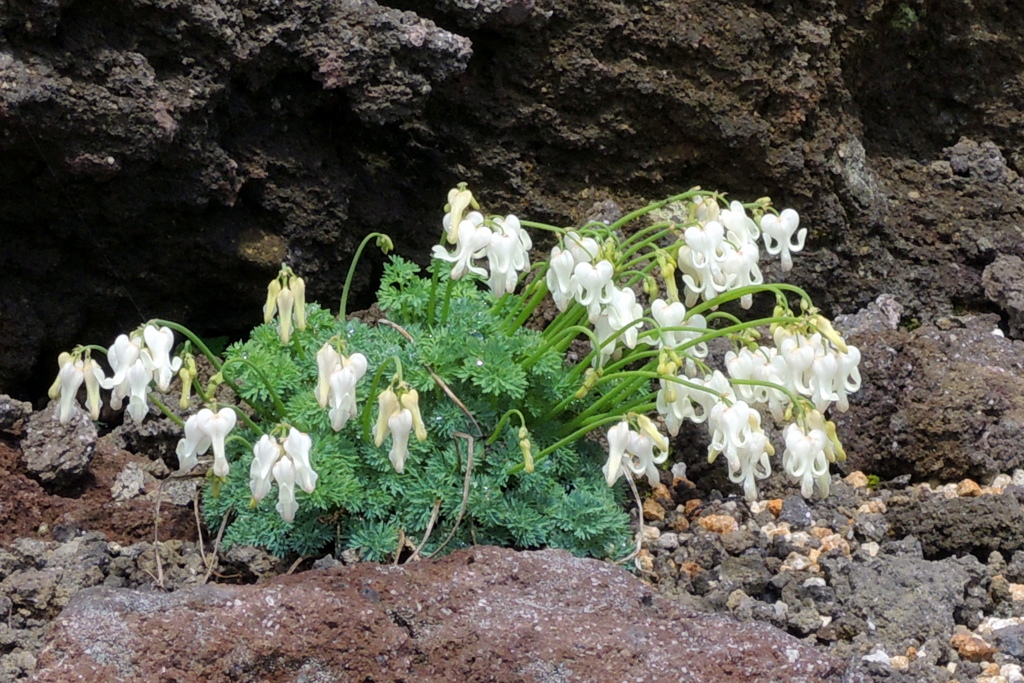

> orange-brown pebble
[950,633,997,662]
[651,483,674,507]
[906,646,917,661]
[680,561,703,578]
[810,526,834,539]
[981,662,1000,676]
[642,498,666,522]
[766,499,783,517]
[956,479,983,497]
[1009,584,1024,601]
[636,548,654,573]
[856,500,887,514]
[845,471,870,488]
[683,499,703,517]
[819,534,852,557]
[698,514,739,534]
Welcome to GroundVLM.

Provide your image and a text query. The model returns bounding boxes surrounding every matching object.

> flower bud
[263,279,282,324]
[291,276,307,332]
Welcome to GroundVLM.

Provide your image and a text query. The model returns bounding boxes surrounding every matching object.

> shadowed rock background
[4,0,1023,402]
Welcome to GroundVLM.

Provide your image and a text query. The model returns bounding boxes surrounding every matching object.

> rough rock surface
[4,0,1024,402]
[19,403,97,488]
[32,546,862,682]
[835,314,1024,482]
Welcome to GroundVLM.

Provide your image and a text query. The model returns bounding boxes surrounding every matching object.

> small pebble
[656,532,679,551]
[950,632,997,662]
[642,498,666,522]
[956,479,982,497]
[697,514,738,535]
[845,471,869,488]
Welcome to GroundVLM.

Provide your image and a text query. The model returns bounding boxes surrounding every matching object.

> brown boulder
[34,546,862,682]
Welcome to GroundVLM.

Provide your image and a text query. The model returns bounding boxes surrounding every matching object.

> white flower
[546,246,578,310]
[782,418,831,498]
[141,325,182,392]
[273,457,298,522]
[103,333,144,411]
[593,287,643,366]
[443,185,477,245]
[707,400,772,501]
[248,428,318,522]
[720,242,763,309]
[432,212,491,280]
[125,359,154,423]
[761,208,806,271]
[602,418,669,487]
[387,409,414,474]
[574,259,615,321]
[174,407,237,475]
[54,354,84,424]
[264,273,308,344]
[315,343,342,408]
[720,201,760,244]
[249,434,281,501]
[316,343,368,431]
[374,386,427,473]
[484,214,531,296]
[283,427,318,494]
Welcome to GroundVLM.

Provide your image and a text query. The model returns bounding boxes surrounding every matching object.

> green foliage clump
[203,259,632,561]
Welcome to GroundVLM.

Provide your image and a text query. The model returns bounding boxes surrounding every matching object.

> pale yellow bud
[374,387,401,447]
[276,287,295,343]
[636,414,669,454]
[400,388,427,442]
[291,276,307,332]
[263,279,282,324]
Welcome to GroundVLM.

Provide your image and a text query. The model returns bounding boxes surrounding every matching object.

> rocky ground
[3,302,1024,681]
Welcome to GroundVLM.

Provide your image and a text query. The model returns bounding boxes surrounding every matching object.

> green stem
[509,412,628,474]
[151,319,223,373]
[522,324,598,370]
[149,394,184,428]
[487,409,526,446]
[609,189,709,232]
[360,356,402,442]
[340,232,391,321]
[440,277,455,325]
[217,357,288,420]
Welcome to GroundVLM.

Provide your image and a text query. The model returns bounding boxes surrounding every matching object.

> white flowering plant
[50,183,859,563]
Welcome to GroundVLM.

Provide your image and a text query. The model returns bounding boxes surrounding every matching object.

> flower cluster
[264,265,306,343]
[176,407,237,475]
[50,324,183,425]
[250,429,318,522]
[316,343,368,431]
[432,187,533,297]
[374,383,427,473]
[603,415,669,488]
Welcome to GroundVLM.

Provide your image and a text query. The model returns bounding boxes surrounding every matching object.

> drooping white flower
[707,400,772,501]
[55,354,84,424]
[273,456,299,522]
[174,407,236,476]
[546,246,578,311]
[125,359,154,423]
[386,409,414,474]
[574,260,615,321]
[761,208,806,271]
[103,333,143,411]
[720,200,760,245]
[141,325,182,392]
[248,428,318,522]
[249,434,281,501]
[316,343,367,431]
[782,417,831,498]
[484,214,531,297]
[283,427,318,494]
[432,212,491,280]
[602,418,669,487]
[374,385,427,473]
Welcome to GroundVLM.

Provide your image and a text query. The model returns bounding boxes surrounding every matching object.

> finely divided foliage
[50,184,860,563]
